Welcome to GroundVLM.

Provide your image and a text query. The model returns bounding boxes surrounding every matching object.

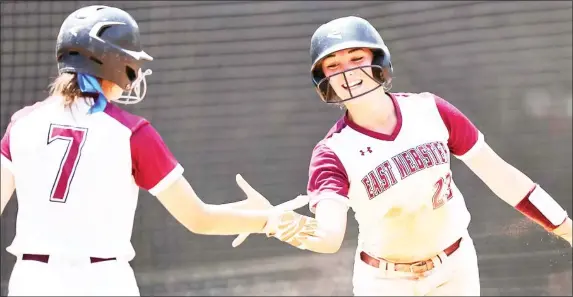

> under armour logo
[327,30,342,39]
[360,147,373,156]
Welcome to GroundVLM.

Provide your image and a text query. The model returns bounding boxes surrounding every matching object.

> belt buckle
[409,260,428,273]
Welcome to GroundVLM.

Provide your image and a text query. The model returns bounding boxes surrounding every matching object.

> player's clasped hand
[262,210,320,250]
[232,174,311,248]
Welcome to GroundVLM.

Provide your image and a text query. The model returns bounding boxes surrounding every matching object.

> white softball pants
[7,255,140,296]
[352,230,480,296]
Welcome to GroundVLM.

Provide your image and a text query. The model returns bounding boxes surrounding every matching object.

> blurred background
[1,1,571,296]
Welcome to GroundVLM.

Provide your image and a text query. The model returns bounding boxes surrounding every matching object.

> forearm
[195,197,272,234]
[472,157,536,207]
[513,184,568,232]
[296,223,344,254]
[196,204,269,235]
[482,164,568,231]
[464,144,569,232]
[217,199,256,210]
[482,163,568,230]
[267,200,347,254]
[157,177,269,236]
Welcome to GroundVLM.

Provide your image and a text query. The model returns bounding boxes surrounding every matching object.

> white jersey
[0,97,183,260]
[307,92,484,262]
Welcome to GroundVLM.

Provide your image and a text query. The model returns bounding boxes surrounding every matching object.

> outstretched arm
[432,93,571,245]
[265,197,348,254]
[156,175,271,235]
[132,121,346,239]
[130,122,280,236]
[265,142,351,253]
[462,142,571,244]
[231,141,351,253]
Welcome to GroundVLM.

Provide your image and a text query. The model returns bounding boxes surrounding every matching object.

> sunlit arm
[156,176,270,235]
[267,198,349,254]
[299,199,348,253]
[463,142,570,241]
[217,198,268,211]
[1,165,15,216]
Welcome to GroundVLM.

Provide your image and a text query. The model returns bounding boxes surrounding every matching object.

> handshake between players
[230,174,331,252]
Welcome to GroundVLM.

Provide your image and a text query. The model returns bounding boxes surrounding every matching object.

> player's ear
[100,79,112,92]
[100,79,124,101]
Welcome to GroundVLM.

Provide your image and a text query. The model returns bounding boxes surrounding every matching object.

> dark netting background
[1,1,571,296]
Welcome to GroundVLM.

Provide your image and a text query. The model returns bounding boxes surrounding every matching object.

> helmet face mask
[116,68,153,104]
[316,64,386,104]
[309,16,393,104]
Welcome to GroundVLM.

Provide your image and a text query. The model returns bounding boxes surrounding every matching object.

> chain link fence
[1,1,571,295]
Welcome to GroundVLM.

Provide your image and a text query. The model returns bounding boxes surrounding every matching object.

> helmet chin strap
[115,68,153,105]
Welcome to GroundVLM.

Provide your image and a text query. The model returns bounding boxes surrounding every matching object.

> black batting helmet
[56,5,153,104]
[310,16,393,103]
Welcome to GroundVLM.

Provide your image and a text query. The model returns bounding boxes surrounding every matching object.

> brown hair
[48,73,101,107]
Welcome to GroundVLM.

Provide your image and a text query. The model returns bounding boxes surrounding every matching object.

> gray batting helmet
[310,16,393,103]
[56,5,153,104]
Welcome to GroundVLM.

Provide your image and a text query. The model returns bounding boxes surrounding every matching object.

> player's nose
[338,63,353,75]
[344,68,356,77]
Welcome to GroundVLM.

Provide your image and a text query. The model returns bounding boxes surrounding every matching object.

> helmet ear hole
[58,51,79,62]
[126,66,136,82]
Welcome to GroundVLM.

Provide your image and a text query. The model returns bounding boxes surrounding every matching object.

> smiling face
[319,47,380,101]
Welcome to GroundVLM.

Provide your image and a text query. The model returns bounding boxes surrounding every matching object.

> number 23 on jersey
[432,171,453,209]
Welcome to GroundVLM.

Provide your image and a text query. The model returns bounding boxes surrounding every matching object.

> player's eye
[351,56,364,62]
[326,63,339,70]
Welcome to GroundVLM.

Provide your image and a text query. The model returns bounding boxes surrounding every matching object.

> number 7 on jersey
[47,124,88,203]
